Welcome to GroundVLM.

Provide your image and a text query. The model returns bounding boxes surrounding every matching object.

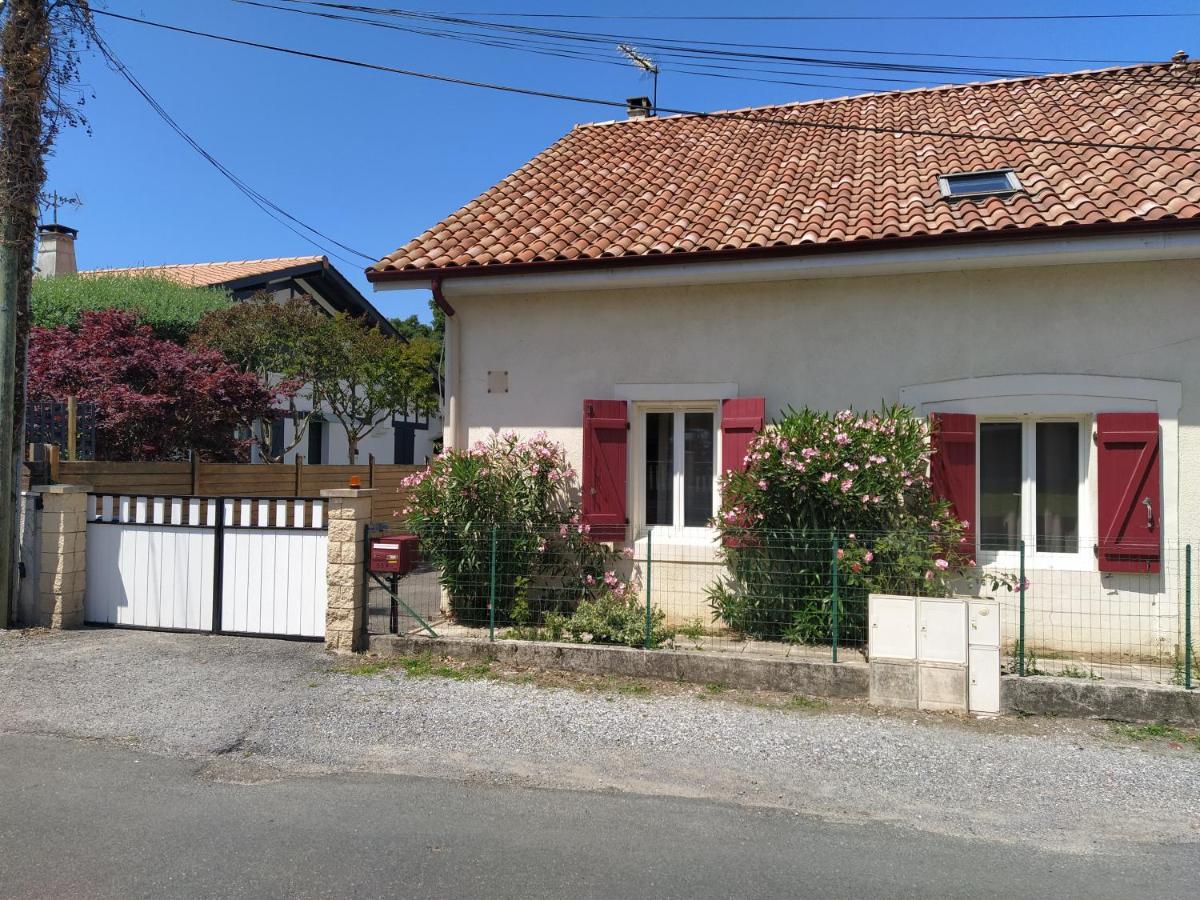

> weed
[1057,664,1102,681]
[617,681,651,696]
[704,681,728,694]
[785,695,830,711]
[677,618,707,641]
[1110,722,1200,749]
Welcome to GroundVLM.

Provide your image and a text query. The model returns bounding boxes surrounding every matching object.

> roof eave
[366,218,1200,286]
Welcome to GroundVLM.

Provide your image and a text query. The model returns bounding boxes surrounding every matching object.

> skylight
[937,169,1022,199]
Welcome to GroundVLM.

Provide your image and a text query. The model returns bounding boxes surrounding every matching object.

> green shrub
[708,405,1015,642]
[33,275,231,343]
[567,593,669,649]
[404,432,635,627]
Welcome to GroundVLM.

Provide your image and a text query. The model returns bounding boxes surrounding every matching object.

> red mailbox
[369,538,405,574]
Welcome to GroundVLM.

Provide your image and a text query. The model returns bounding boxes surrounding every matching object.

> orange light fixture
[348,475,362,489]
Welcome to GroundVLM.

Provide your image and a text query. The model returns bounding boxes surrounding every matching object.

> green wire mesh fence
[366,524,1197,688]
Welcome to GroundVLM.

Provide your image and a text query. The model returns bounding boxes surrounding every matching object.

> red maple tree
[28,310,276,461]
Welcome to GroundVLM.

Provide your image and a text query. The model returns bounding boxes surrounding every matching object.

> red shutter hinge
[625,421,631,431]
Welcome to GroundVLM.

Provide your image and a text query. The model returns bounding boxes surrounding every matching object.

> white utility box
[967,599,1001,716]
[869,594,1000,716]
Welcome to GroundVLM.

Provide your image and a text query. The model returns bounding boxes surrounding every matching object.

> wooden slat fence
[49,456,422,524]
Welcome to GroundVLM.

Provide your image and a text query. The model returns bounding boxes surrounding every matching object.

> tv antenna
[39,190,83,225]
[618,44,659,114]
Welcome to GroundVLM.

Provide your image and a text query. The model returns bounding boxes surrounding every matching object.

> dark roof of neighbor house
[83,255,398,336]
[369,61,1200,282]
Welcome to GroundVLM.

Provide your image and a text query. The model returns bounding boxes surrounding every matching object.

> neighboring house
[36,229,440,464]
[366,61,1200,655]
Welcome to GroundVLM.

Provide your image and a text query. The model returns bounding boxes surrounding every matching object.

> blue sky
[47,1,1197,321]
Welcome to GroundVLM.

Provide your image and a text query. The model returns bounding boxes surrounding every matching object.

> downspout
[431,276,459,451]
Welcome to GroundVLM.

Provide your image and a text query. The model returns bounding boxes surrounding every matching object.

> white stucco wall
[445,256,1200,663]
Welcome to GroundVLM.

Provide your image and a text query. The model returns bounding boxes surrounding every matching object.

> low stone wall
[1002,675,1200,727]
[368,633,868,698]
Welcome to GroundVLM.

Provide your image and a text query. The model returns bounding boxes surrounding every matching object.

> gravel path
[3,628,1198,853]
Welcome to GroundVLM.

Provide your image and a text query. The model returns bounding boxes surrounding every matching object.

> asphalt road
[1,732,1197,900]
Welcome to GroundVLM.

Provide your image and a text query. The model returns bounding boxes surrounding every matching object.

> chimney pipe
[36,224,78,278]
[626,96,652,119]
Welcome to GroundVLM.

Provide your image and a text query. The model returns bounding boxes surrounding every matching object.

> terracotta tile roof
[371,62,1200,278]
[82,256,325,287]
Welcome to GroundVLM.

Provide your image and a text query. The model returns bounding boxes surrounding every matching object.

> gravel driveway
[2,628,1198,853]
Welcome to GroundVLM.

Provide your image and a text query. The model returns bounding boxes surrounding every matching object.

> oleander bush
[402,432,636,627]
[708,405,1010,643]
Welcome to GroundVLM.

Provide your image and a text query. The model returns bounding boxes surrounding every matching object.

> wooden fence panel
[49,457,425,524]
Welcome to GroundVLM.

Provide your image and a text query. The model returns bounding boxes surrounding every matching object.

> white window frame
[632,401,721,540]
[976,414,1092,570]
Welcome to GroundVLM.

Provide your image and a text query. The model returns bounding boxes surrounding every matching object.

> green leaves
[33,275,232,343]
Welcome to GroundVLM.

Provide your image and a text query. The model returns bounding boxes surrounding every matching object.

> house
[36,228,440,465]
[367,62,1200,658]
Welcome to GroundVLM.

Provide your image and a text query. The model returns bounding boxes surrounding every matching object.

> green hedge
[32,275,232,343]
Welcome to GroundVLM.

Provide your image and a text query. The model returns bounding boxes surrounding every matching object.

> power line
[92,9,1200,156]
[349,6,1200,21]
[256,0,1147,66]
[253,1,1200,106]
[85,23,376,265]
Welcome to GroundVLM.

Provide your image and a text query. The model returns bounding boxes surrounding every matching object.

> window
[307,420,325,465]
[937,169,1021,199]
[977,417,1085,560]
[640,405,716,532]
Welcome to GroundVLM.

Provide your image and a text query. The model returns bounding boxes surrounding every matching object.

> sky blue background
[45,1,1197,320]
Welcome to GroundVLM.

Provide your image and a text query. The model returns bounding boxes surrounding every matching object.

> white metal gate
[85,494,328,639]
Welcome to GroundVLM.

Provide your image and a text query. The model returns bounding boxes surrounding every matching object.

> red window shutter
[929,413,977,550]
[1096,413,1161,573]
[581,399,628,541]
[721,397,766,474]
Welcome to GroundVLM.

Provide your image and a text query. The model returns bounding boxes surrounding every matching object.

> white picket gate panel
[219,499,328,638]
[84,494,328,639]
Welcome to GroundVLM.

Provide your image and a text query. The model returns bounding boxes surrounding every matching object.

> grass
[704,681,728,694]
[676,618,707,641]
[1110,722,1200,749]
[336,653,494,681]
[1057,664,1103,681]
[617,681,651,696]
[785,695,831,712]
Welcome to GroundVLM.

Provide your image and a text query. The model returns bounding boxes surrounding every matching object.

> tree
[0,0,91,623]
[196,298,442,464]
[192,295,323,462]
[33,274,232,343]
[306,314,439,463]
[28,310,277,461]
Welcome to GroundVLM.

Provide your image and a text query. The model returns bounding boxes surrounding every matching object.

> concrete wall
[447,257,1200,657]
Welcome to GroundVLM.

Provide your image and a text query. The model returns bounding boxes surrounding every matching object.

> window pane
[645,413,674,526]
[1036,422,1079,553]
[945,171,1014,195]
[979,422,1022,551]
[683,412,715,527]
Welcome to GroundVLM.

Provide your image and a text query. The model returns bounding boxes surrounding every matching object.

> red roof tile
[371,63,1200,279]
[82,256,325,287]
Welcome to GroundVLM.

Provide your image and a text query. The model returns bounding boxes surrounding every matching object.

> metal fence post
[643,531,653,650]
[1186,543,1193,690]
[1018,539,1026,677]
[488,525,497,642]
[830,532,839,663]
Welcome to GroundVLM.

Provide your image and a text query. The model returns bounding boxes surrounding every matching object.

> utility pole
[0,1,89,626]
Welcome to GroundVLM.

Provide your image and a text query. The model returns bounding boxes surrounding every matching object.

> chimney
[1172,50,1190,67]
[36,223,78,278]
[626,96,652,120]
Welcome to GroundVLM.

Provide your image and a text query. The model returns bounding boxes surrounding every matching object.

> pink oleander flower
[820,472,834,483]
[864,551,874,563]
[840,479,853,493]
[584,574,595,586]
[802,448,819,459]
[757,479,768,490]
[834,432,850,445]
[837,548,845,559]
[924,570,934,581]
[935,558,949,571]
[621,546,635,559]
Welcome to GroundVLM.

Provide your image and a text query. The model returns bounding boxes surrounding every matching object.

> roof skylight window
[937,169,1022,199]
